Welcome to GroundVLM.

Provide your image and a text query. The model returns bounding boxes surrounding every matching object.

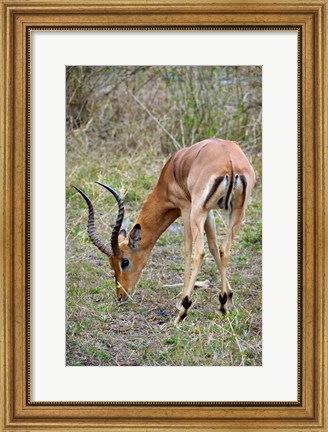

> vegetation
[66,66,262,366]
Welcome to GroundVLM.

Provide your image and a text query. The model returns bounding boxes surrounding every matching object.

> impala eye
[121,258,130,269]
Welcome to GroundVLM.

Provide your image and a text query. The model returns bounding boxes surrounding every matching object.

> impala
[74,138,255,323]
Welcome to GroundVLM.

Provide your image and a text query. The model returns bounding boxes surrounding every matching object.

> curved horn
[96,182,124,257]
[73,186,112,257]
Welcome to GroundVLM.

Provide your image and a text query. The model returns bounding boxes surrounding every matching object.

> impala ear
[118,229,127,242]
[128,224,141,251]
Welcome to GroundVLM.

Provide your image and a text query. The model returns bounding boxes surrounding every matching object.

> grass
[66,66,262,366]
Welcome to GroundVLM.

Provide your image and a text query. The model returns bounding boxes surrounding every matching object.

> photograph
[66,66,262,366]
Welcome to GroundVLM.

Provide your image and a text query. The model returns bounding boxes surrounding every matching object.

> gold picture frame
[1,1,327,430]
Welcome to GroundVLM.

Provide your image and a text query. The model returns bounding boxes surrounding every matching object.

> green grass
[66,66,262,366]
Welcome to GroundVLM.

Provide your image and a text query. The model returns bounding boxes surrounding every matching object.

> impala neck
[134,185,179,259]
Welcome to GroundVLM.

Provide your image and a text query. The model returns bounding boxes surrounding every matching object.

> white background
[31,31,298,401]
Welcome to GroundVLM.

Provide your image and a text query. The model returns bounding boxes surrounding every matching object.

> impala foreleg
[204,211,233,312]
[181,209,192,304]
[175,208,207,324]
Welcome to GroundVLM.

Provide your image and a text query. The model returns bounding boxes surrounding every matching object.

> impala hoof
[174,315,181,326]
[220,306,227,314]
[174,312,187,325]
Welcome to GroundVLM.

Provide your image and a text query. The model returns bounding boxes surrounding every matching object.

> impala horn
[73,186,112,257]
[95,181,125,257]
[73,183,125,258]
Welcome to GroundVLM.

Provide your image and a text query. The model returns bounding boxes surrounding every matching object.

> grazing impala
[75,138,255,323]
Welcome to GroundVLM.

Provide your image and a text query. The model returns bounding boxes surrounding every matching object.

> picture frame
[1,1,327,431]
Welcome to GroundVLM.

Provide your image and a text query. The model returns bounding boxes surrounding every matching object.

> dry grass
[66,66,262,366]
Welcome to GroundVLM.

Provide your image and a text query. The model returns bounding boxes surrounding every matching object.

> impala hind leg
[219,207,245,312]
[174,208,208,324]
[204,211,233,312]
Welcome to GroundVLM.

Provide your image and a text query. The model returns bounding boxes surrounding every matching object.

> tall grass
[66,66,262,366]
[66,66,261,155]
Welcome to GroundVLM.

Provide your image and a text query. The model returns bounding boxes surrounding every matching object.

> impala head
[74,182,142,301]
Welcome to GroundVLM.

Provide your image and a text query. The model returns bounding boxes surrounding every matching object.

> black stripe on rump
[225,170,235,210]
[240,175,247,207]
[203,176,224,207]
